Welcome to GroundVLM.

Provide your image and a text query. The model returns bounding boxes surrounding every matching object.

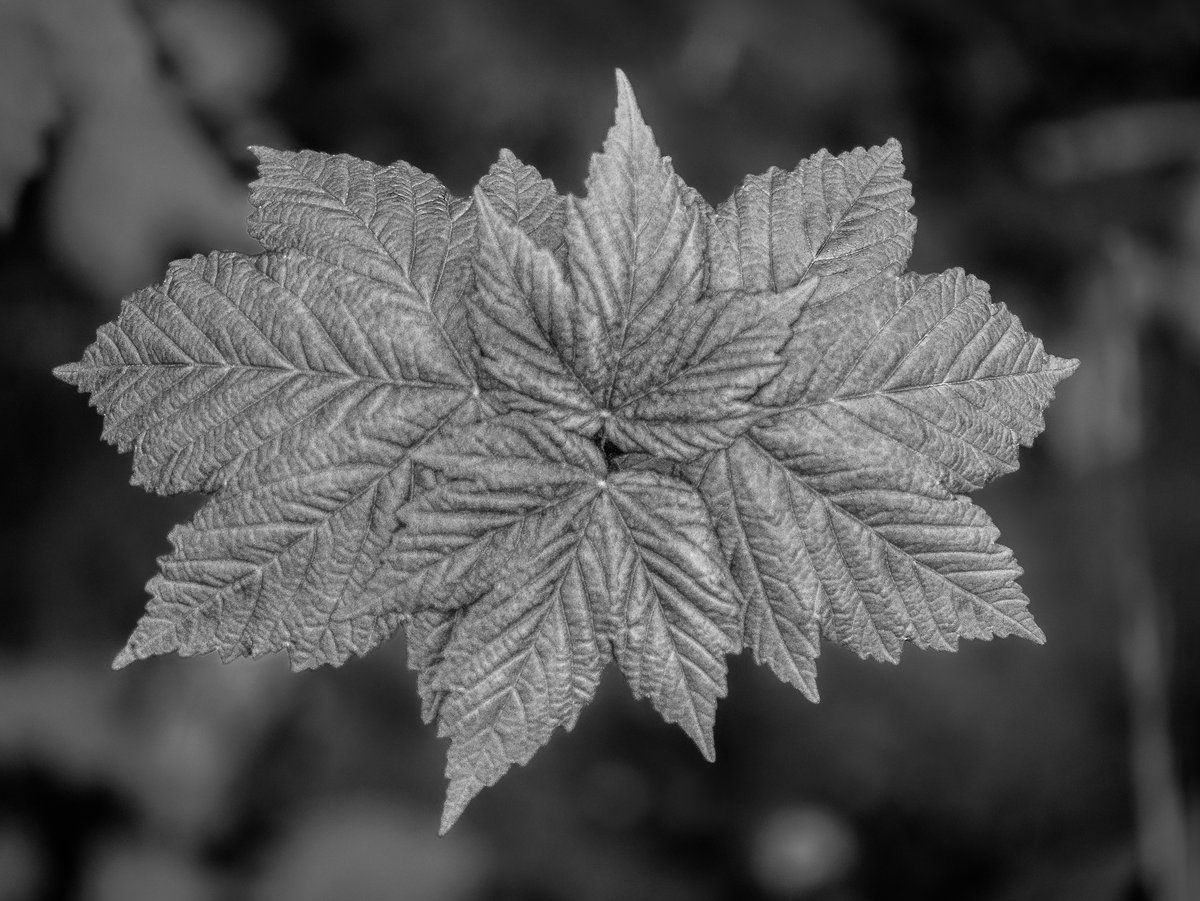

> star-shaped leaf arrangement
[55,70,1077,832]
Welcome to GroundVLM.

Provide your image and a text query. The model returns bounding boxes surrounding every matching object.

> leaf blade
[478,149,567,260]
[769,269,1079,490]
[433,516,610,833]
[565,70,707,407]
[248,147,477,376]
[606,279,815,459]
[113,390,480,669]
[709,138,915,298]
[469,190,601,433]
[604,470,741,759]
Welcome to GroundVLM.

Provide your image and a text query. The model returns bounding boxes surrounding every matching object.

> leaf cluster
[56,71,1076,831]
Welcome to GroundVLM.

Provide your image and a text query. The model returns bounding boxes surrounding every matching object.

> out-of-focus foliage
[0,0,264,299]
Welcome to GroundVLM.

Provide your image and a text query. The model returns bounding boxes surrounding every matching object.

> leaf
[249,148,478,374]
[599,279,812,458]
[57,69,1077,831]
[708,138,915,298]
[431,535,609,833]
[689,178,1076,692]
[477,149,566,260]
[765,268,1079,490]
[709,140,916,407]
[57,165,486,668]
[386,415,738,828]
[564,71,707,405]
[693,436,1036,681]
[469,189,602,433]
[473,74,807,458]
[597,467,739,759]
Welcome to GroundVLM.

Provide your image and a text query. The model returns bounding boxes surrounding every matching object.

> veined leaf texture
[56,70,1077,831]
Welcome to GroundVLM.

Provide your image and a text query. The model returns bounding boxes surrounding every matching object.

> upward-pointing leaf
[469,190,602,434]
[475,73,809,458]
[472,183,811,458]
[57,69,1077,832]
[708,138,915,299]
[478,149,567,260]
[566,70,707,406]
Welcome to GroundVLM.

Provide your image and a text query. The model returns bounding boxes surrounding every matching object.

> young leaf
[472,183,811,457]
[475,73,809,458]
[469,189,603,433]
[56,69,1077,831]
[565,71,707,409]
[602,279,812,458]
[597,467,739,760]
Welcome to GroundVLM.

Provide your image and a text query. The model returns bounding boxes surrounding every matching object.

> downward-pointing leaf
[386,418,609,832]
[599,469,739,759]
[385,415,738,824]
[697,434,1038,675]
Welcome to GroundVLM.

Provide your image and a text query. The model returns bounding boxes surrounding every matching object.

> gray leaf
[478,149,567,261]
[709,138,915,299]
[764,268,1079,489]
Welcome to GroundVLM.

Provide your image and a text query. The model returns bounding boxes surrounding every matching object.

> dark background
[1,1,1197,899]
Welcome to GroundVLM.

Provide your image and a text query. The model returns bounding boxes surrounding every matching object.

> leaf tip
[248,144,281,162]
[613,68,645,128]
[439,775,483,834]
[111,645,137,670]
[613,67,633,99]
[52,362,81,385]
[681,716,718,762]
[1056,356,1081,378]
[113,616,180,669]
[248,146,295,184]
[780,660,821,703]
[287,648,323,672]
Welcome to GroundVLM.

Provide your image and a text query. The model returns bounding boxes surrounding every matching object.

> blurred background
[1,0,1197,898]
